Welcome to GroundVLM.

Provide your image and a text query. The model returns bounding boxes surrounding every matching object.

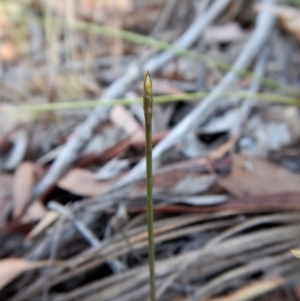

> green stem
[143,71,156,301]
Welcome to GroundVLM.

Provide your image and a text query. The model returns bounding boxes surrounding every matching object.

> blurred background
[1,0,300,300]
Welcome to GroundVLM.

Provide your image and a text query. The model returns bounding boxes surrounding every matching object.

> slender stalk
[143,71,156,301]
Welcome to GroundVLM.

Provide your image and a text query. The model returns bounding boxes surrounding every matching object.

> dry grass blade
[11,219,300,301]
[0,258,66,290]
[187,253,291,300]
[206,277,285,301]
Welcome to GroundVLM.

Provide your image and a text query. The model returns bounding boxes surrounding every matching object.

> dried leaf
[171,174,217,195]
[12,162,35,219]
[80,0,133,13]
[291,249,300,259]
[21,200,47,223]
[204,22,245,43]
[110,105,144,141]
[129,131,168,147]
[219,155,300,198]
[82,127,125,156]
[295,286,300,299]
[129,171,217,198]
[209,137,239,160]
[0,258,54,289]
[0,39,20,62]
[256,4,300,43]
[26,210,60,240]
[96,158,130,180]
[58,168,114,196]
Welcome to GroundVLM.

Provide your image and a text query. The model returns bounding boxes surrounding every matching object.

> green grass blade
[2,92,300,114]
[68,20,299,97]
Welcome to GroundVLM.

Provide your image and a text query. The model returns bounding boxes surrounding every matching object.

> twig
[42,214,65,301]
[116,0,277,188]
[32,0,233,201]
[48,201,101,248]
[150,0,178,36]
[233,45,270,136]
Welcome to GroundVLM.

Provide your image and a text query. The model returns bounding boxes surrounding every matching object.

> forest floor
[1,0,300,300]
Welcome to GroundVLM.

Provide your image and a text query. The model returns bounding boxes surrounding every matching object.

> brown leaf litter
[219,155,300,198]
